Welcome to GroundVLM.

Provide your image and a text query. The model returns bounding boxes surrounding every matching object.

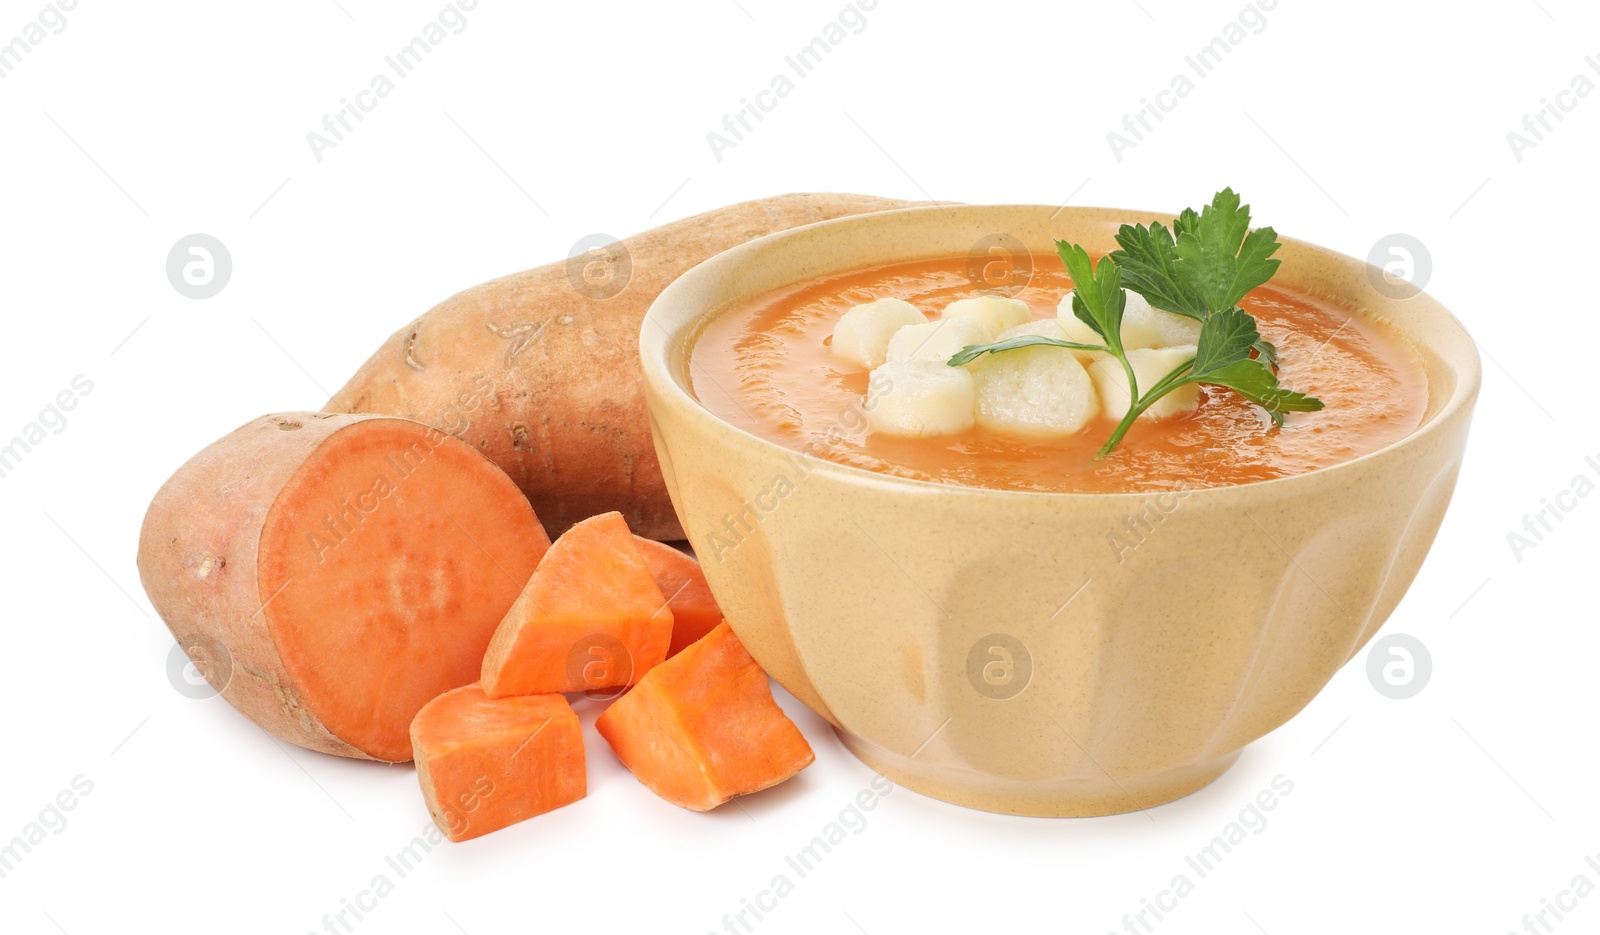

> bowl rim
[639,202,1483,503]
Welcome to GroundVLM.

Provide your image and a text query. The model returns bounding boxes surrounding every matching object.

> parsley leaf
[1173,206,1202,238]
[1056,241,1128,354]
[1190,306,1259,376]
[947,188,1323,455]
[1228,224,1283,309]
[1183,309,1321,428]
[1252,338,1279,369]
[1110,222,1208,321]
[1198,359,1325,427]
[1111,187,1281,320]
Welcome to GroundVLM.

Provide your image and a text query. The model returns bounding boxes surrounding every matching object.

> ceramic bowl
[638,204,1479,817]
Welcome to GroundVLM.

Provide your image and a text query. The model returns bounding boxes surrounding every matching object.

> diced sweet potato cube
[632,536,724,657]
[596,621,814,811]
[481,512,673,697]
[411,684,585,841]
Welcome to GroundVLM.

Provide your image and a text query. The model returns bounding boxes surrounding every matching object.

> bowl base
[835,728,1242,818]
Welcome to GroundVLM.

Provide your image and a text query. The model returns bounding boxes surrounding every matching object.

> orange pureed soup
[690,256,1428,493]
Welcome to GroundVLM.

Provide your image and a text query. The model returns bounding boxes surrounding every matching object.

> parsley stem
[1094,357,1197,459]
[1096,404,1143,458]
[1140,358,1198,401]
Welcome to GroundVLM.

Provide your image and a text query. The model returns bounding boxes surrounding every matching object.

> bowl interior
[641,203,1480,487]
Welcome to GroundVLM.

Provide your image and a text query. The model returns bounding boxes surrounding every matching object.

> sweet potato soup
[689,256,1428,493]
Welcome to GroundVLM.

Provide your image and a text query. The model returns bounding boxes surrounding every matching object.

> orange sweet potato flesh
[632,537,723,658]
[596,621,814,811]
[481,512,672,697]
[137,412,549,762]
[323,193,922,541]
[411,684,584,842]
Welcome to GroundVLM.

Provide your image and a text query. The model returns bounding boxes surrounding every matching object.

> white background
[1,1,1596,933]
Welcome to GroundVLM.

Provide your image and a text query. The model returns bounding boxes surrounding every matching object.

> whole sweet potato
[324,193,917,540]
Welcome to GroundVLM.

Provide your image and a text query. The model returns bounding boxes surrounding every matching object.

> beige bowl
[639,205,1479,817]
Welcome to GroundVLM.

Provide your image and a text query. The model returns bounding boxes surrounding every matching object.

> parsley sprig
[948,188,1323,457]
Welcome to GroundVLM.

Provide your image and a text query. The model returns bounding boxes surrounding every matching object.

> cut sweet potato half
[596,621,814,811]
[137,413,550,762]
[631,537,724,657]
[481,512,672,698]
[412,684,585,842]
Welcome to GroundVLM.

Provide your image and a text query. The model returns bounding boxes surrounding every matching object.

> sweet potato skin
[136,412,546,762]
[324,193,919,540]
[139,413,366,758]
